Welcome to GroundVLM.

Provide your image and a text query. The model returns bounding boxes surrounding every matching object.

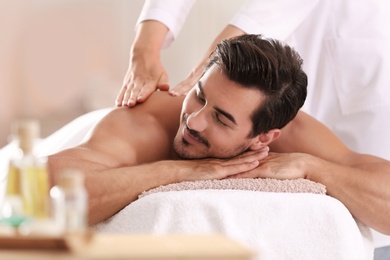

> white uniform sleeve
[229,0,320,40]
[136,0,196,49]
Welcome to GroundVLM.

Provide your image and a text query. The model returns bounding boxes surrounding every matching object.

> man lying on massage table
[48,34,390,237]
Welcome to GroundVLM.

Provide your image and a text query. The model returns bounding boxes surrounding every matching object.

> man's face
[173,65,265,159]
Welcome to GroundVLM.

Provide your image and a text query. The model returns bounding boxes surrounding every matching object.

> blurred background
[0,0,243,147]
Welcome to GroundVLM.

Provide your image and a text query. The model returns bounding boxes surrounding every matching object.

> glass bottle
[50,169,88,233]
[1,150,25,227]
[2,120,50,224]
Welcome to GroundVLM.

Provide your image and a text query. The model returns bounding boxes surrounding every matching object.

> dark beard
[173,134,251,160]
[172,136,198,159]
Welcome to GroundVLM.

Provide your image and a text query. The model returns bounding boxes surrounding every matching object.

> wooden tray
[0,230,93,251]
[0,235,69,250]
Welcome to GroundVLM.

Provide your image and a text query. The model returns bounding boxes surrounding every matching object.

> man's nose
[186,110,207,132]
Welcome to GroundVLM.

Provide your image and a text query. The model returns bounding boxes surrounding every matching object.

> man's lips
[183,127,202,145]
[181,114,210,147]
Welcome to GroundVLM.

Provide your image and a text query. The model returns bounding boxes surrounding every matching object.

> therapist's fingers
[169,77,194,96]
[134,73,170,104]
[117,55,169,107]
[169,69,202,96]
[117,75,158,107]
[116,83,129,106]
[157,72,170,91]
[137,72,170,103]
[116,73,132,106]
[169,83,191,96]
[136,82,169,104]
[127,77,150,107]
[128,84,143,107]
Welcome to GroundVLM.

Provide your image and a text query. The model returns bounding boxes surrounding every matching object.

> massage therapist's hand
[168,66,203,96]
[229,152,314,180]
[116,52,169,107]
[116,20,170,107]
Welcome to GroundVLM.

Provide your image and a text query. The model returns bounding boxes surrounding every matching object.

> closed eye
[215,113,228,127]
[195,81,235,128]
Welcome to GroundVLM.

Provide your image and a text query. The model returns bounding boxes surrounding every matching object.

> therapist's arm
[118,23,245,105]
[169,24,245,96]
[116,20,170,107]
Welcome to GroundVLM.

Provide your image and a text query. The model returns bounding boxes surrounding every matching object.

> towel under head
[139,178,326,199]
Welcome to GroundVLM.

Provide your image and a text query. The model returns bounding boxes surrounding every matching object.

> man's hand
[229,152,312,180]
[159,149,269,182]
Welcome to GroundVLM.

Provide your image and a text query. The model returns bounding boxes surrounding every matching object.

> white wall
[0,0,244,147]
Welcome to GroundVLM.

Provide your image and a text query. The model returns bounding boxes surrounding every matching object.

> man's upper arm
[48,109,137,176]
[270,111,354,164]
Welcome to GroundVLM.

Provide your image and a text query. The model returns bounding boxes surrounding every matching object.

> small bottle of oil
[7,120,50,221]
[1,147,25,227]
[50,169,88,233]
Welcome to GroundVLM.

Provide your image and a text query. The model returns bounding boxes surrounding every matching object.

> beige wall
[0,0,243,147]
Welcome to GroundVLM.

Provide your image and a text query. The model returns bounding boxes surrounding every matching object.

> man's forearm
[48,146,268,225]
[307,154,390,234]
[87,162,178,225]
[86,150,267,225]
[49,152,179,225]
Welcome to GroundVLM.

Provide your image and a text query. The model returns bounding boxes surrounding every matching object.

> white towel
[93,190,374,260]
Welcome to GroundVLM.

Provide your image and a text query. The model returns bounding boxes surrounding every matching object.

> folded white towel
[94,190,373,260]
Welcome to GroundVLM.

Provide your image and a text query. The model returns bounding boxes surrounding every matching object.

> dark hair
[204,34,307,137]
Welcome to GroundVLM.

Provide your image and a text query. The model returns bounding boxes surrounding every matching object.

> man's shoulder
[99,92,182,140]
[81,92,183,166]
[139,91,185,114]
[109,91,183,118]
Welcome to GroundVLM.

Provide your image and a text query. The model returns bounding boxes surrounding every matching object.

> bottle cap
[11,119,40,154]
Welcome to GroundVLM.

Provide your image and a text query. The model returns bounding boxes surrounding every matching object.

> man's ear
[249,129,281,151]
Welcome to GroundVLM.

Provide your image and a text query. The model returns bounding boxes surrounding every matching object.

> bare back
[48,92,184,183]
